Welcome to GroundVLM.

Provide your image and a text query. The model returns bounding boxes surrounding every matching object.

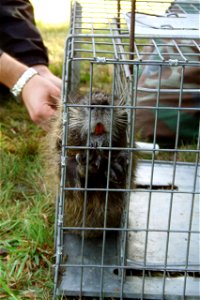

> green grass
[37,22,67,77]
[0,105,55,298]
[0,23,66,299]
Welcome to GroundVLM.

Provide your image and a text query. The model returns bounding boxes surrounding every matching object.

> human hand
[22,74,61,131]
[0,53,61,130]
[33,65,62,90]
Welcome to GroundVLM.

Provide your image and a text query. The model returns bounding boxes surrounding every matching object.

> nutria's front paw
[109,151,128,184]
[76,150,102,178]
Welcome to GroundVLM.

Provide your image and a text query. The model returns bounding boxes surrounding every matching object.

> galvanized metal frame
[53,0,200,299]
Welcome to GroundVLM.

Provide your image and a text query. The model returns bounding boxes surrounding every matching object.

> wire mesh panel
[53,0,200,299]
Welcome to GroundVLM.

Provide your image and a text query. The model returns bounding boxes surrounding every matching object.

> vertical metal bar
[176,3,187,14]
[72,1,84,290]
[129,0,136,74]
[79,62,94,298]
[183,122,200,296]
[109,19,119,60]
[191,3,199,12]
[70,0,81,92]
[120,63,138,299]
[117,0,121,30]
[99,63,115,299]
[53,33,72,298]
[134,42,142,62]
[53,199,61,299]
[119,64,128,300]
[152,39,165,62]
[128,63,139,144]
[70,0,77,57]
[120,194,130,300]
[91,20,96,58]
[162,65,185,295]
[141,64,162,298]
[112,18,131,78]
[192,40,200,52]
[172,40,188,62]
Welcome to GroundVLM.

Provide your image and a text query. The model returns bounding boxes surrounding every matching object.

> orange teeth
[94,123,105,135]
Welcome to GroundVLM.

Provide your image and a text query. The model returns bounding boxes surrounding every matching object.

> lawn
[0,23,67,300]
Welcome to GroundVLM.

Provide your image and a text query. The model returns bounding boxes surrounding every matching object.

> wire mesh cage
[53,0,200,299]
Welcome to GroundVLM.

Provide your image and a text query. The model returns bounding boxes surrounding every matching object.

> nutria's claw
[94,154,101,169]
[109,151,128,183]
[76,153,82,164]
[76,150,102,177]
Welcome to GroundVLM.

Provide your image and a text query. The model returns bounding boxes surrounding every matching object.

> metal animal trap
[53,0,200,299]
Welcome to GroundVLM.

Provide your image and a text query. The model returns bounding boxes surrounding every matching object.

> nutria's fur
[48,92,136,237]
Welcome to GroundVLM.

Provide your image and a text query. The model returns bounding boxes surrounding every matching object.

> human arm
[0,52,60,130]
[0,0,62,89]
[0,0,62,129]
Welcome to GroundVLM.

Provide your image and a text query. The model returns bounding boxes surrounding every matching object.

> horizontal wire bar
[63,145,200,153]
[62,103,200,110]
[61,226,200,234]
[67,56,200,66]
[73,39,200,49]
[62,187,199,195]
[53,262,200,272]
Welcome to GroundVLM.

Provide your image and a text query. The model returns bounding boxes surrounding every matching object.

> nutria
[48,91,136,237]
